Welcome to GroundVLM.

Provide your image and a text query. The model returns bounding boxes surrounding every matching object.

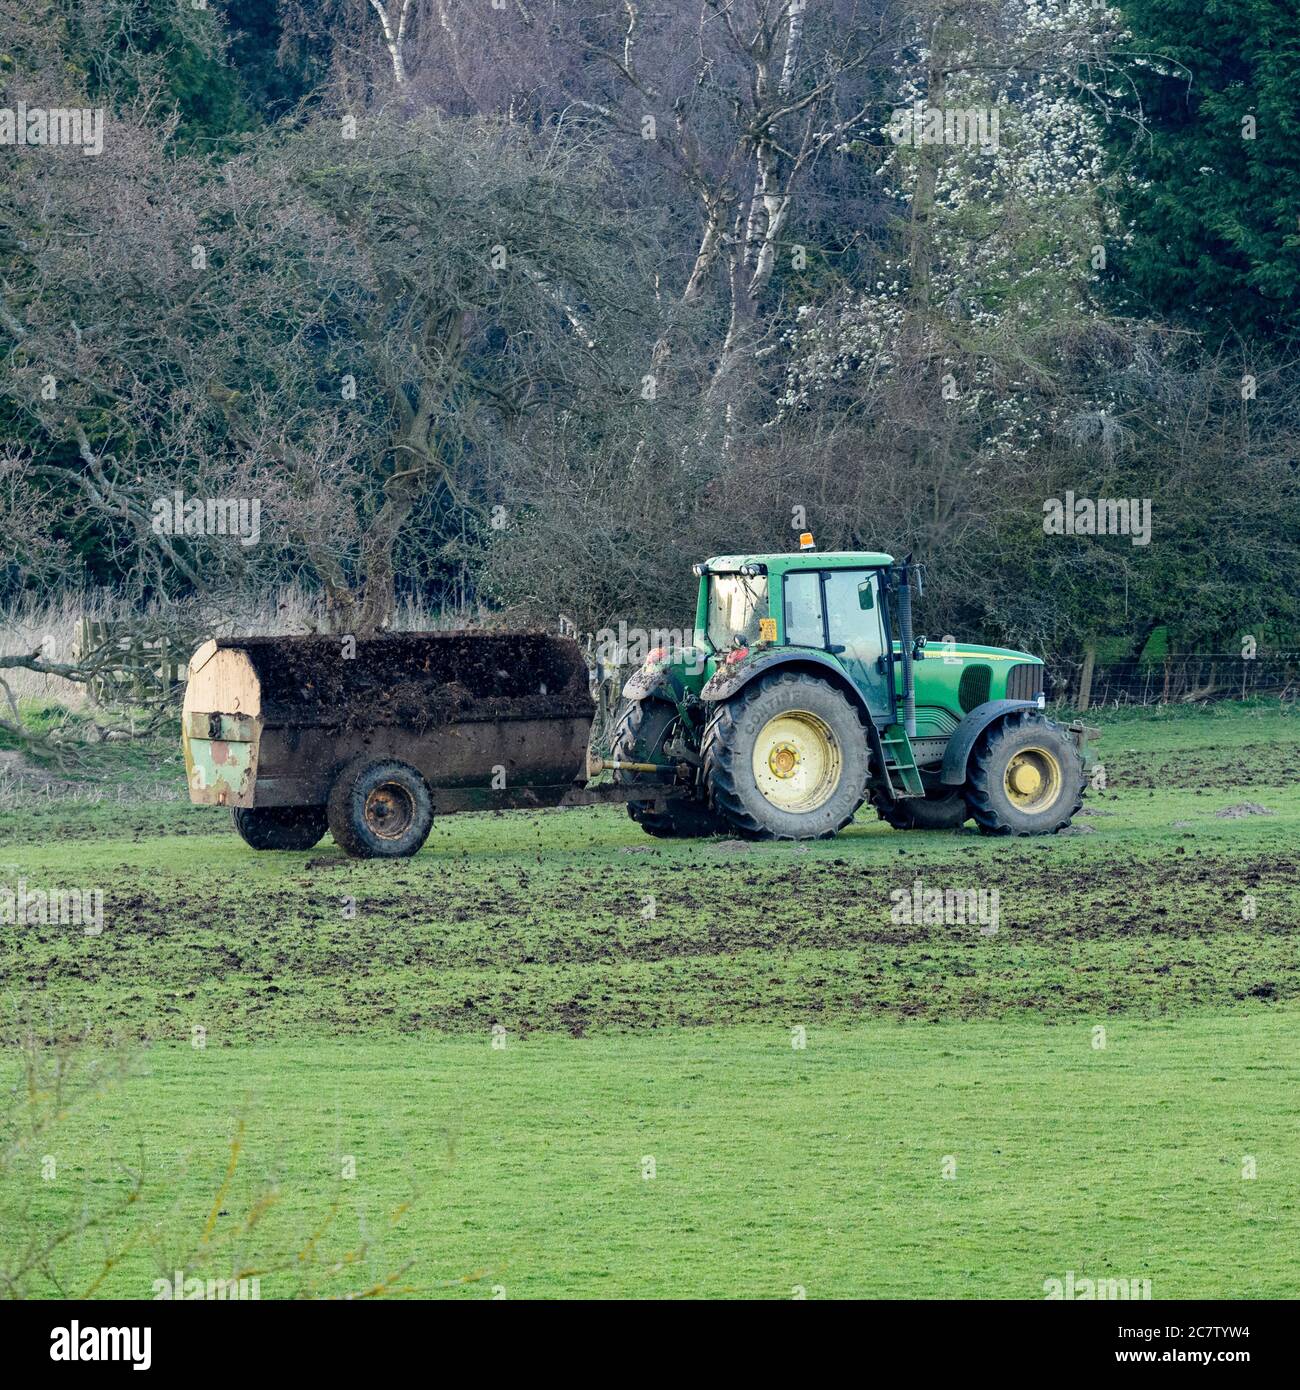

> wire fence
[1046,652,1300,709]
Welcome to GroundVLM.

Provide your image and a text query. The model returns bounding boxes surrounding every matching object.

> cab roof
[701,550,894,574]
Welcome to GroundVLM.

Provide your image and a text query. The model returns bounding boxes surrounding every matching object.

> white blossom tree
[779,0,1137,458]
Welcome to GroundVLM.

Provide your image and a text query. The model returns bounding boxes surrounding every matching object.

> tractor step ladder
[880,723,924,798]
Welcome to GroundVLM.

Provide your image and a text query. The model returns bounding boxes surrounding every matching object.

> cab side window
[784,571,823,647]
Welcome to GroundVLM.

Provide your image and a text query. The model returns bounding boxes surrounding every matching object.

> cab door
[822,569,890,718]
[782,568,891,720]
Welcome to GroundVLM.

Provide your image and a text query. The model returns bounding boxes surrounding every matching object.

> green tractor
[610,546,1088,839]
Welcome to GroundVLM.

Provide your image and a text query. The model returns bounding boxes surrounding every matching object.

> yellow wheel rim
[751,710,842,813]
[1004,746,1063,812]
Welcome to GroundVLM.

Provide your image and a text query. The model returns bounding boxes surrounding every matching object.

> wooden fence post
[1077,644,1096,712]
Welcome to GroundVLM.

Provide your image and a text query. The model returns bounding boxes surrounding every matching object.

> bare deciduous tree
[1,100,659,633]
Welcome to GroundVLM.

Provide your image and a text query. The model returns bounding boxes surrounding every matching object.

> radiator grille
[958,663,991,711]
[1006,662,1042,701]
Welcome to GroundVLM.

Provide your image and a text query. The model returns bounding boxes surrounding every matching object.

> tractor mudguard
[700,647,872,720]
[621,644,709,706]
[939,699,1042,785]
[622,665,677,703]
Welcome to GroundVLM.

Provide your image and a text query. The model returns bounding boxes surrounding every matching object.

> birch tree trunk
[369,0,413,85]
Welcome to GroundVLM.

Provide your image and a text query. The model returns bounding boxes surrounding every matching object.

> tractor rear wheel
[327,758,434,858]
[964,710,1083,835]
[871,785,970,831]
[231,805,328,851]
[701,672,868,840]
[612,699,723,838]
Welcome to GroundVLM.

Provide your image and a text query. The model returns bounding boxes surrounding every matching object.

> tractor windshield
[707,573,768,651]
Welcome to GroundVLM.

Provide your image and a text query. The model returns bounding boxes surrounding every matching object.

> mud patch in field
[11,841,1297,1042]
[1109,742,1300,790]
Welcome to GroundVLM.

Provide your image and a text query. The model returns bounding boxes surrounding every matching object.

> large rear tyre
[871,785,970,830]
[701,672,869,840]
[964,711,1084,835]
[612,699,723,838]
[327,758,434,858]
[231,805,328,851]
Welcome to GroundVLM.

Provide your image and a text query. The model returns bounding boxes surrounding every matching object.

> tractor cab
[693,550,897,720]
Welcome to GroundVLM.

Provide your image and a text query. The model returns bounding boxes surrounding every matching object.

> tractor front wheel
[872,785,970,831]
[701,672,868,840]
[964,711,1083,835]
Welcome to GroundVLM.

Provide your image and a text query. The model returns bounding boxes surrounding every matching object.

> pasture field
[1,701,1298,1298]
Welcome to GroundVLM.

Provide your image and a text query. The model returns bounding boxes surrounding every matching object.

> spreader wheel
[327,758,434,858]
[231,805,328,851]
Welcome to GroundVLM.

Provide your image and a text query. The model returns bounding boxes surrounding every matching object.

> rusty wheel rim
[363,781,416,840]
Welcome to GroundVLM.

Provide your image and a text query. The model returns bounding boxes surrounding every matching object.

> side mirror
[857,580,875,611]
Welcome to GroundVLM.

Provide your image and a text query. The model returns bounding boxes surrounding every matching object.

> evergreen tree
[1111,0,1300,341]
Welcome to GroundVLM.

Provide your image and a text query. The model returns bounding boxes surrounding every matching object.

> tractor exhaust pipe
[896,559,917,738]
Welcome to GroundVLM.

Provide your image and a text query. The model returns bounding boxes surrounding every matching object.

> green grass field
[2,701,1298,1297]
